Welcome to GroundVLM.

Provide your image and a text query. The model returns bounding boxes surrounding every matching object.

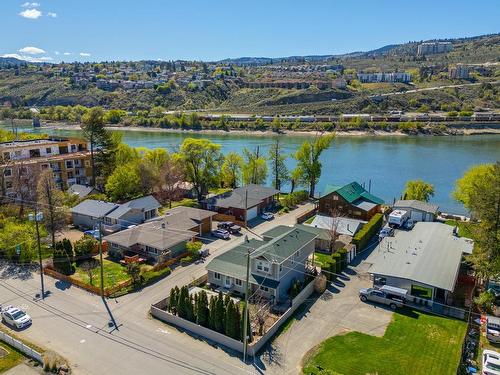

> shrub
[180,256,193,265]
[186,241,202,258]
[74,235,98,259]
[338,248,348,270]
[459,110,473,117]
[447,111,458,117]
[332,253,342,273]
[141,266,171,285]
[352,213,383,251]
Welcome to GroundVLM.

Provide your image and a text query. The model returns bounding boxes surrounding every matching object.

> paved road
[261,251,393,374]
[0,203,314,375]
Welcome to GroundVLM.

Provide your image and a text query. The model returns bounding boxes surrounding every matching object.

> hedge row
[352,213,384,251]
[322,248,349,281]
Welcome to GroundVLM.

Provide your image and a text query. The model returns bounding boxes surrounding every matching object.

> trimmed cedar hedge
[352,213,384,251]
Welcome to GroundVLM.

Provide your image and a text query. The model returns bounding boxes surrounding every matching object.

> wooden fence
[296,208,317,224]
[44,266,133,297]
[213,213,246,228]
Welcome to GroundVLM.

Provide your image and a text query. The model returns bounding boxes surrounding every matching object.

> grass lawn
[209,188,232,196]
[304,215,316,225]
[0,343,24,373]
[303,309,466,375]
[73,258,130,289]
[313,252,332,268]
[444,219,474,238]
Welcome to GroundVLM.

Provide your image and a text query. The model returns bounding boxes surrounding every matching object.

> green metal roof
[324,182,384,205]
[294,224,331,241]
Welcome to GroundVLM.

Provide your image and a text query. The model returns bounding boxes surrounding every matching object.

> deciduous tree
[402,179,435,202]
[221,152,243,188]
[268,139,289,191]
[242,147,268,185]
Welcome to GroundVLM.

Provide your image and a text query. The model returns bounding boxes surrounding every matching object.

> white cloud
[63,52,72,56]
[79,52,91,57]
[1,53,52,63]
[54,51,60,55]
[21,2,40,7]
[19,8,42,19]
[19,46,46,55]
[47,12,57,18]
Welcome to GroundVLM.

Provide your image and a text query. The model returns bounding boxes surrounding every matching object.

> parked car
[359,288,403,310]
[379,225,395,240]
[212,229,230,240]
[217,221,241,234]
[486,316,500,344]
[483,350,500,375]
[403,219,415,230]
[1,306,32,329]
[260,212,274,220]
[84,229,100,239]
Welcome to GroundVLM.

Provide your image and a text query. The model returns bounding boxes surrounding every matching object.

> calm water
[3,122,500,215]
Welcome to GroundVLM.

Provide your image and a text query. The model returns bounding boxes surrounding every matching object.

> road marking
[79,339,86,344]
[156,328,170,335]
[86,324,92,329]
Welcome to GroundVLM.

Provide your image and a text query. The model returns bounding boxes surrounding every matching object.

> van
[379,285,408,303]
[487,316,500,343]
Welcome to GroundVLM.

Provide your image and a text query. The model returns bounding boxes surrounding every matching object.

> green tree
[453,164,494,209]
[295,135,334,197]
[208,295,217,330]
[225,300,239,339]
[144,148,169,169]
[402,179,435,202]
[37,169,66,249]
[289,167,303,194]
[242,147,268,185]
[74,235,97,259]
[268,139,289,191]
[81,107,112,187]
[195,291,210,327]
[214,292,225,333]
[126,263,141,285]
[105,163,141,201]
[179,138,224,201]
[114,143,141,167]
[177,286,190,320]
[53,240,73,275]
[221,152,243,188]
[168,286,180,315]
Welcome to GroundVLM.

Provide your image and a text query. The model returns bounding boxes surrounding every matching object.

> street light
[28,211,45,299]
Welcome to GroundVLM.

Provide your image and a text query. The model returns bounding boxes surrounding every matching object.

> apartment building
[0,137,92,199]
[417,42,453,55]
[357,72,411,83]
[449,64,470,80]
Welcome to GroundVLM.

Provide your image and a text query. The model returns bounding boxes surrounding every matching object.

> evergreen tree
[177,286,190,319]
[196,291,209,327]
[168,287,179,314]
[208,296,217,330]
[52,241,73,275]
[186,294,195,322]
[225,300,236,339]
[214,292,225,333]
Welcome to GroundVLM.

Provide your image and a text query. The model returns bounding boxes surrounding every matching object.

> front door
[225,276,232,288]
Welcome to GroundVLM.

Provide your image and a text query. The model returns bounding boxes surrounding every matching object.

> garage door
[410,210,424,222]
[247,206,258,221]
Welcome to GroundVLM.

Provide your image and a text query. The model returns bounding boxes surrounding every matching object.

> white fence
[151,279,315,357]
[0,331,44,364]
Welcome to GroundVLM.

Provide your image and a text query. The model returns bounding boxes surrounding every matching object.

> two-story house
[206,226,316,304]
[318,181,384,220]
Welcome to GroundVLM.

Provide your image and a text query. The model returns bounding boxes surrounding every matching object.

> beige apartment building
[0,137,92,199]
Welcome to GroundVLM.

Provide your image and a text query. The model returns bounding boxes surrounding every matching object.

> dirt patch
[0,346,8,358]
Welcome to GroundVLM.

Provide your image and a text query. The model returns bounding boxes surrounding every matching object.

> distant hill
[0,57,27,67]
[218,33,500,65]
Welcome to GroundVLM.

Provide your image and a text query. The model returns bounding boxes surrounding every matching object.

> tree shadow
[0,262,36,280]
[55,279,71,291]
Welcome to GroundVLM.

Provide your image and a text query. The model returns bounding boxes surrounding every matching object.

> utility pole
[242,235,251,363]
[244,189,248,228]
[98,219,104,298]
[30,210,45,299]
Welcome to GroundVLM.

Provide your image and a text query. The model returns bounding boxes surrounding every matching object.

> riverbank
[40,123,500,138]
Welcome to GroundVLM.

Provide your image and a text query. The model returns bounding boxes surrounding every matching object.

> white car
[379,225,394,239]
[1,306,32,329]
[260,212,274,220]
[483,350,500,375]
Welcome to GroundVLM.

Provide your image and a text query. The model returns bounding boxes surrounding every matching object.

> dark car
[217,221,241,234]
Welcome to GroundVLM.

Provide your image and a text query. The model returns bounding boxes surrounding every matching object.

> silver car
[359,288,403,310]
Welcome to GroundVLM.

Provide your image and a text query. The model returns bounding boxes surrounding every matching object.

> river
[3,122,500,215]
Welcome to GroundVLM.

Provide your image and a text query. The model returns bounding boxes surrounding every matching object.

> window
[66,160,73,169]
[67,172,74,179]
[354,211,362,216]
[333,195,339,200]
[214,272,221,280]
[411,285,432,300]
[5,181,12,189]
[3,169,11,177]
[235,279,242,286]
[260,286,269,292]
[46,148,52,154]
[71,144,77,151]
[256,260,270,273]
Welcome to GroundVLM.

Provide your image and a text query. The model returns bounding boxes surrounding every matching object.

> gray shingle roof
[204,184,279,210]
[393,200,439,214]
[106,195,161,220]
[68,184,96,198]
[365,222,474,291]
[71,200,119,218]
[308,215,366,236]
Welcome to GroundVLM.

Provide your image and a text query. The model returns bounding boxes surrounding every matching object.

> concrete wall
[150,278,315,357]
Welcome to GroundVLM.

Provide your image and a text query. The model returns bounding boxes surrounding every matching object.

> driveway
[259,254,393,375]
[0,203,315,375]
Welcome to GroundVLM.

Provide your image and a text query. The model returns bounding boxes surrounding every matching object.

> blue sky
[1,0,499,63]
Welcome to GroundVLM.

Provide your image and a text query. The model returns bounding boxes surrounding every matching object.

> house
[104,206,216,262]
[318,182,384,220]
[206,226,316,304]
[71,195,160,231]
[392,200,438,222]
[263,224,331,252]
[68,184,98,199]
[202,184,279,222]
[365,222,473,306]
[102,195,161,232]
